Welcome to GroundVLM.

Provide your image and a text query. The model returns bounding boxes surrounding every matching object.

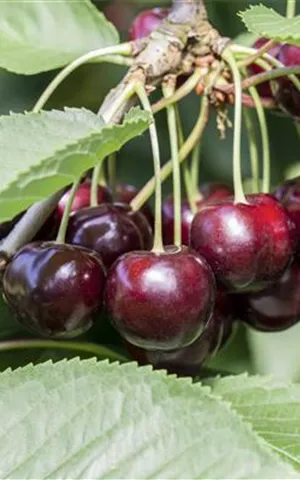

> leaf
[239,6,300,45]
[0,107,151,221]
[0,0,119,74]
[207,373,300,472]
[0,360,295,479]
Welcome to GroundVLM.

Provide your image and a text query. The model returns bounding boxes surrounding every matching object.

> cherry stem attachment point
[0,339,128,362]
[222,48,247,204]
[135,82,164,252]
[56,177,81,243]
[163,80,182,247]
[32,43,133,113]
[248,86,270,193]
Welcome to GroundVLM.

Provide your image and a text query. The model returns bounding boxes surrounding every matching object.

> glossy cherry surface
[239,257,300,332]
[66,203,143,268]
[129,8,168,41]
[104,246,216,350]
[249,38,281,98]
[115,183,154,228]
[114,202,153,250]
[274,177,300,249]
[190,194,295,292]
[2,242,106,338]
[125,290,234,375]
[276,43,300,121]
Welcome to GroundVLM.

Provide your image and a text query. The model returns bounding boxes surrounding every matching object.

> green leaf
[0,107,150,221]
[239,5,300,45]
[0,360,295,479]
[208,373,300,472]
[0,0,119,74]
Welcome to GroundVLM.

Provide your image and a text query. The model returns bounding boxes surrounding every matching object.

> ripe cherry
[238,256,300,332]
[276,43,300,121]
[114,203,153,250]
[104,246,216,351]
[129,8,168,41]
[125,290,233,375]
[66,203,144,268]
[2,242,106,338]
[190,194,295,292]
[249,38,281,98]
[162,183,233,246]
[274,177,300,249]
[115,183,154,228]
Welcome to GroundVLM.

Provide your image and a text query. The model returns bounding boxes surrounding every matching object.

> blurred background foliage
[0,0,299,378]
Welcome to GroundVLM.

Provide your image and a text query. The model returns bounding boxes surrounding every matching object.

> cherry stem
[135,82,164,252]
[286,0,296,18]
[90,159,105,207]
[32,44,133,113]
[108,152,117,196]
[0,339,128,362]
[130,97,209,211]
[191,142,201,199]
[243,109,260,193]
[237,39,276,69]
[163,80,182,247]
[0,190,64,259]
[222,48,247,204]
[152,68,203,114]
[248,86,270,193]
[56,177,81,243]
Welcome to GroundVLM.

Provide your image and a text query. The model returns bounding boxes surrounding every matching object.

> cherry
[276,43,300,121]
[129,8,169,41]
[249,38,281,98]
[162,183,232,246]
[57,182,112,221]
[66,203,144,268]
[2,242,106,338]
[115,183,154,228]
[238,256,300,332]
[274,177,300,249]
[190,194,295,292]
[104,246,215,351]
[125,290,233,375]
[114,203,153,250]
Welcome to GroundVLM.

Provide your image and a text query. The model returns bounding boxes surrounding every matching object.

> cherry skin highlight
[276,43,300,121]
[129,8,169,41]
[104,246,216,351]
[238,256,300,332]
[66,203,144,269]
[274,177,300,249]
[190,194,295,292]
[2,242,106,338]
[125,290,234,376]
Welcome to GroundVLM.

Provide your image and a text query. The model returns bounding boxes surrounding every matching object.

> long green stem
[286,0,296,18]
[32,44,133,112]
[249,86,270,193]
[191,143,201,198]
[131,97,210,211]
[108,152,117,196]
[0,339,128,362]
[222,48,247,204]
[90,159,105,207]
[163,82,181,247]
[243,109,260,193]
[135,82,164,252]
[56,177,81,243]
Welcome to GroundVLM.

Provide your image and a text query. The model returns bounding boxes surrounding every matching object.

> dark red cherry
[238,256,300,332]
[249,38,281,98]
[66,203,143,268]
[2,242,106,338]
[115,183,154,228]
[57,182,112,221]
[274,177,300,249]
[104,246,216,350]
[125,290,233,375]
[190,194,295,292]
[129,8,169,41]
[114,203,153,250]
[199,182,233,203]
[276,43,300,121]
